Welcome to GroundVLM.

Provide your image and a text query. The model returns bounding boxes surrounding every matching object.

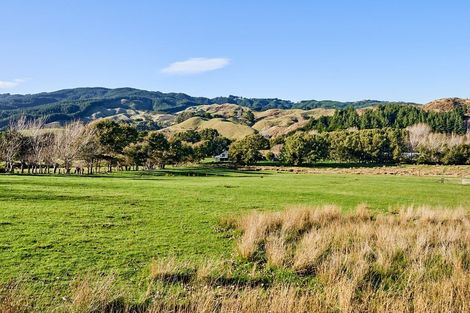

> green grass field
[1,168,469,293]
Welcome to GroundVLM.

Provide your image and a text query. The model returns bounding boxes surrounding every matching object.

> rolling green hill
[0,87,420,127]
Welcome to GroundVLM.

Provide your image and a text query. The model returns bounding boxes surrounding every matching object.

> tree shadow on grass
[153,271,273,288]
[83,167,271,180]
[0,166,271,181]
[258,161,399,169]
[91,297,152,313]
[139,167,271,177]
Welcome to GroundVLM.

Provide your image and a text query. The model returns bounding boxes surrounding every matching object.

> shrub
[442,144,470,165]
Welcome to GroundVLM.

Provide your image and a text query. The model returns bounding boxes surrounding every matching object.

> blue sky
[1,1,469,103]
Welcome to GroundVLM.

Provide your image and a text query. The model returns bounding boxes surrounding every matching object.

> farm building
[214,150,229,162]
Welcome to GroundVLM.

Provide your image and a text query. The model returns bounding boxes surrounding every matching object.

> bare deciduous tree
[408,123,470,153]
[23,117,46,173]
[407,123,432,152]
[0,116,29,173]
[54,121,95,174]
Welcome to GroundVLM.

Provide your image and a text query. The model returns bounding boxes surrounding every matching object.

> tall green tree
[229,134,269,165]
[281,132,328,166]
[123,142,148,170]
[93,120,139,171]
[144,132,170,169]
[94,120,139,155]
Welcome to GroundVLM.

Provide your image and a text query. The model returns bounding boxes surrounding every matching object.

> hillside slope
[164,116,255,140]
[167,105,338,139]
[424,98,470,113]
[253,108,335,137]
[0,87,420,127]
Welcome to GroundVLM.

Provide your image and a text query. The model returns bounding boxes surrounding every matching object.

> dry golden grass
[252,108,334,138]
[166,116,255,140]
[145,286,337,313]
[66,275,119,313]
[423,97,470,113]
[231,205,470,312]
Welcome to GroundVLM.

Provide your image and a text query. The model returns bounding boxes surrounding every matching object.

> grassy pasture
[0,168,469,307]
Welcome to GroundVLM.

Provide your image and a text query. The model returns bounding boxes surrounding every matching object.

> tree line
[1,117,470,175]
[302,105,467,134]
[278,125,470,166]
[220,126,470,166]
[0,118,230,174]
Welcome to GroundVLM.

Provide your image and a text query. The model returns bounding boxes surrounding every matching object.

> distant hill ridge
[0,87,420,127]
[423,97,470,113]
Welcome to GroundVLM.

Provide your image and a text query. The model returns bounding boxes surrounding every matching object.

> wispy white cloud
[161,57,230,75]
[0,79,26,89]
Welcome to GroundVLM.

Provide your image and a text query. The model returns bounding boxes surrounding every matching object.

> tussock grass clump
[233,205,470,311]
[65,275,120,313]
[235,205,342,260]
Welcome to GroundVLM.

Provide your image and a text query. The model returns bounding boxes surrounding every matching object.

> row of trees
[0,118,230,174]
[0,117,96,174]
[303,105,467,134]
[279,124,470,165]
[280,128,406,166]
